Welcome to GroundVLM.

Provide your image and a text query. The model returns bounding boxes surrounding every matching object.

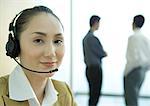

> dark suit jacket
[83,30,106,66]
[0,75,77,106]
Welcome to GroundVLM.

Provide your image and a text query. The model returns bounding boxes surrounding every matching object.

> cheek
[57,50,65,60]
[20,50,36,65]
[56,48,65,62]
[20,43,42,61]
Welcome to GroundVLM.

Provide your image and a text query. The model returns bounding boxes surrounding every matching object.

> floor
[75,95,150,106]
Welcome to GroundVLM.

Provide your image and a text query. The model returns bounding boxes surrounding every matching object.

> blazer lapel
[2,95,29,106]
[54,91,66,106]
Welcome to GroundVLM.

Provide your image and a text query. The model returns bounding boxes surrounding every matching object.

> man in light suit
[124,15,150,106]
[82,15,107,106]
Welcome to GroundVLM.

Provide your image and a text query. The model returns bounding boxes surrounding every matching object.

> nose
[44,43,56,57]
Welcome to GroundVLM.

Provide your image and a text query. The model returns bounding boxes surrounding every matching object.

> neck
[24,71,48,104]
[90,27,95,32]
[133,28,141,32]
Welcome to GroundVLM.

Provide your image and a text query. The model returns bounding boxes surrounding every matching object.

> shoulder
[52,79,72,93]
[130,33,148,41]
[0,75,9,106]
[0,75,9,95]
[128,34,138,42]
[84,35,98,44]
[0,75,9,83]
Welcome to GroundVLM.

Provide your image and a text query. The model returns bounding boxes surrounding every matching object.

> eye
[54,40,64,46]
[33,39,44,44]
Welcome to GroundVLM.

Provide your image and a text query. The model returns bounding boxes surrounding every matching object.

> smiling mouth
[41,62,56,67]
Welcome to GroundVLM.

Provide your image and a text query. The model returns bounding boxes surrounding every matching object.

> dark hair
[89,15,101,27]
[10,5,63,40]
[133,15,145,28]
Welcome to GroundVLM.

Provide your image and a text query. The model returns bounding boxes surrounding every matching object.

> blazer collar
[2,92,66,106]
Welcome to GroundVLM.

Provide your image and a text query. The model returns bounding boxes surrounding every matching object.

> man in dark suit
[82,15,107,106]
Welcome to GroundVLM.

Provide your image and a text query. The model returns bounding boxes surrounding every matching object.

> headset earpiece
[6,12,23,58]
[6,33,20,58]
[9,22,14,31]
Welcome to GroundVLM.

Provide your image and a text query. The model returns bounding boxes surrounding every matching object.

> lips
[41,62,56,67]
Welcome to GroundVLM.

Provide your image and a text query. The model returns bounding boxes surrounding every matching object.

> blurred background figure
[124,15,150,106]
[82,15,107,106]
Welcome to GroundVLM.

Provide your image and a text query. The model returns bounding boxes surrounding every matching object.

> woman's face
[19,13,64,77]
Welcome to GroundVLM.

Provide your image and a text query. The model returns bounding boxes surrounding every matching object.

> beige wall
[0,0,38,76]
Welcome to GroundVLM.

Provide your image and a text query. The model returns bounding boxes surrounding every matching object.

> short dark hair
[133,15,145,28]
[89,15,100,27]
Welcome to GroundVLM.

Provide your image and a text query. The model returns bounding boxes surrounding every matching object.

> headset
[6,11,23,58]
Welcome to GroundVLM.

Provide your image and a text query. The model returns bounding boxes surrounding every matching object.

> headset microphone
[13,58,58,73]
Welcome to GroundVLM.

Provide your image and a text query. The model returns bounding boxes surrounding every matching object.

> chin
[35,72,55,79]
[45,72,55,77]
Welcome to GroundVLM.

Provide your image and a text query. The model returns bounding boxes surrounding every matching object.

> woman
[0,6,77,106]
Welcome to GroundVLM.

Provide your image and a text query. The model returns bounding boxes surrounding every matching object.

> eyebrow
[32,32,46,36]
[32,32,63,37]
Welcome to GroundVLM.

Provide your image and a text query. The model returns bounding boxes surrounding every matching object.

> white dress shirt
[9,65,58,106]
[124,29,150,76]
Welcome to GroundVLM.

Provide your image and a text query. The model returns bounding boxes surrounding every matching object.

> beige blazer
[0,75,77,106]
